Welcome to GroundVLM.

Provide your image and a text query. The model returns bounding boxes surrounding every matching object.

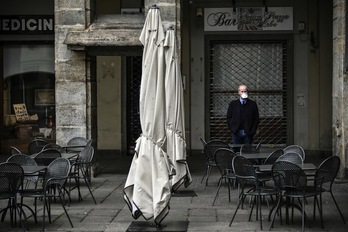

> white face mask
[241,93,248,99]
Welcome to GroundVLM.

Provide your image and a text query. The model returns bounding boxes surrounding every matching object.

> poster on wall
[204,7,293,31]
[13,104,30,121]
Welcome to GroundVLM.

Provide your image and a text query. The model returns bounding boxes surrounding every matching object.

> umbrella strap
[166,126,185,142]
[141,133,165,148]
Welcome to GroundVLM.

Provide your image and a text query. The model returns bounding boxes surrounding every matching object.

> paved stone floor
[1,171,348,232]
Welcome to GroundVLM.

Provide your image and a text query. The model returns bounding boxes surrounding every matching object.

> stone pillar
[55,0,90,144]
[333,0,347,178]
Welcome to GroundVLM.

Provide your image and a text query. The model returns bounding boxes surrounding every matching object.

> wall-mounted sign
[0,15,54,35]
[204,7,293,31]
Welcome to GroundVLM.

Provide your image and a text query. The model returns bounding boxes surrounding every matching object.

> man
[227,84,259,144]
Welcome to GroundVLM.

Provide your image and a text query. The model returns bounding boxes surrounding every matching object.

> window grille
[209,41,287,144]
[127,56,142,152]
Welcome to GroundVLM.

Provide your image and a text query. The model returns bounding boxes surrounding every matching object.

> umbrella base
[127,221,188,232]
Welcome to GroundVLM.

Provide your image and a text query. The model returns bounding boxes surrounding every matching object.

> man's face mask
[241,92,248,99]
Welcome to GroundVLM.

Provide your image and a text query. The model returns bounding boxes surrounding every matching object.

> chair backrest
[200,138,207,147]
[232,155,256,179]
[35,149,62,166]
[240,144,259,154]
[271,161,307,190]
[44,157,71,187]
[67,137,88,152]
[203,139,230,161]
[283,145,305,161]
[28,138,49,155]
[86,139,93,147]
[315,156,340,186]
[263,149,284,165]
[7,154,37,166]
[255,140,263,150]
[43,143,66,153]
[78,145,94,163]
[0,162,24,194]
[214,148,237,176]
[276,152,303,165]
[200,138,207,155]
[9,146,22,155]
[7,154,39,185]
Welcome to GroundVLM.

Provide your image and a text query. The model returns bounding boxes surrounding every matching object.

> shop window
[2,44,55,140]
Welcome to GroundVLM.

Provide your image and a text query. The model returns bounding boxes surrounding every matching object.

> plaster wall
[96,56,121,149]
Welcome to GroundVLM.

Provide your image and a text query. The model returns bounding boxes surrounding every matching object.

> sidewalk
[1,172,348,232]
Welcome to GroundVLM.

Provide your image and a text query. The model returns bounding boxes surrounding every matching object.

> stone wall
[55,0,181,147]
[333,0,347,178]
[55,0,90,144]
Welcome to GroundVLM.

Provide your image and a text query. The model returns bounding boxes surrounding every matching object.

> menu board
[13,103,30,121]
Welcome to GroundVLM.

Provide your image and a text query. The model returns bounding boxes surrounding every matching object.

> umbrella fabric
[123,7,174,226]
[164,28,192,191]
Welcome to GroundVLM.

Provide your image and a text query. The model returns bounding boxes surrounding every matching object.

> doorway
[207,38,292,145]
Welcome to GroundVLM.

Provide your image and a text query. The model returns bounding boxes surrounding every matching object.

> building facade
[1,0,348,178]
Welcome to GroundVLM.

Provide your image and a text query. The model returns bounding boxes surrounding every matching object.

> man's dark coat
[227,99,259,136]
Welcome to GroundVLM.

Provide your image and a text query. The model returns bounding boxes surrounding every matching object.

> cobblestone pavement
[1,172,348,232]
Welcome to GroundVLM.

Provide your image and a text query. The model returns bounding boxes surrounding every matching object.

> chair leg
[201,165,208,184]
[58,187,74,228]
[259,194,263,231]
[212,178,222,206]
[229,194,246,227]
[269,194,283,230]
[248,196,256,221]
[301,197,305,232]
[42,196,47,232]
[330,190,346,224]
[228,179,231,202]
[82,169,97,204]
[205,165,212,187]
[317,195,324,229]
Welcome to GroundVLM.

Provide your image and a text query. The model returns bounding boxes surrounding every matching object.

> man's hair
[238,84,248,91]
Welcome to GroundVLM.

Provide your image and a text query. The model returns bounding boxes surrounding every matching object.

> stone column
[55,0,90,144]
[333,0,347,178]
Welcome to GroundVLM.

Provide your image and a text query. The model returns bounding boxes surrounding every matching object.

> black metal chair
[263,149,284,165]
[20,157,73,231]
[269,161,324,232]
[0,162,25,230]
[42,143,66,153]
[212,148,237,206]
[68,146,97,205]
[9,146,22,155]
[276,152,303,166]
[283,145,306,162]
[7,154,39,188]
[27,139,49,155]
[66,137,88,152]
[201,139,230,186]
[312,156,346,224]
[34,149,61,166]
[229,156,279,230]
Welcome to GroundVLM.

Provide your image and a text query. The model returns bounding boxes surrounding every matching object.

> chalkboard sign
[13,103,30,121]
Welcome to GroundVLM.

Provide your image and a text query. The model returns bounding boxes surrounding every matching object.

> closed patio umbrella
[123,6,174,226]
[164,28,192,191]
